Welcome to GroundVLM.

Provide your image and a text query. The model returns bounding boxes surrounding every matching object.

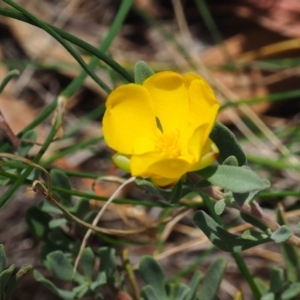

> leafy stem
[203,186,300,249]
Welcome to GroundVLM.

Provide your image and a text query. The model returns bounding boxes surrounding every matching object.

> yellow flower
[102,71,220,187]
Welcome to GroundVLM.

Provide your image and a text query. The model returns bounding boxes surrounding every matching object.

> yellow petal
[143,71,189,134]
[130,152,191,179]
[103,84,156,154]
[185,124,207,160]
[188,139,219,172]
[151,177,178,187]
[185,73,220,138]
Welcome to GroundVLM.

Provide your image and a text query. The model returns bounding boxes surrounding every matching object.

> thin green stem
[0,0,132,153]
[4,0,111,93]
[0,7,134,83]
[0,69,19,94]
[0,118,60,208]
[193,0,230,60]
[201,193,261,299]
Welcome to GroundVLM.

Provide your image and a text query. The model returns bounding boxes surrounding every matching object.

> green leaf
[0,264,15,296]
[50,169,72,205]
[185,271,203,300]
[90,272,106,291]
[281,282,300,300]
[222,155,238,166]
[214,199,226,215]
[177,285,191,300]
[170,283,190,300]
[276,206,299,283]
[270,226,293,243]
[81,248,95,281]
[47,232,75,250]
[240,212,268,231]
[198,258,227,300]
[135,178,171,200]
[193,210,271,252]
[38,200,63,215]
[134,61,154,84]
[242,230,269,241]
[140,285,160,300]
[139,256,168,300]
[234,179,270,205]
[33,270,74,300]
[0,245,6,273]
[70,198,90,219]
[254,277,269,296]
[72,284,89,298]
[18,130,37,157]
[169,180,183,204]
[269,267,284,294]
[210,121,247,166]
[261,293,275,300]
[280,242,299,283]
[49,218,67,229]
[98,247,116,282]
[198,165,265,193]
[4,264,32,299]
[26,206,52,240]
[46,251,74,281]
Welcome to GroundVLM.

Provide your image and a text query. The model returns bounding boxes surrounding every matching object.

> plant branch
[203,187,300,249]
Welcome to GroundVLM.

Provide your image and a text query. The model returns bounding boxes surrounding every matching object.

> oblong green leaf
[185,271,203,300]
[169,283,190,300]
[214,199,226,215]
[50,169,72,205]
[269,267,284,294]
[81,248,95,281]
[33,270,74,300]
[90,272,106,291]
[26,206,52,240]
[134,61,154,84]
[261,293,275,300]
[49,218,67,229]
[0,264,15,296]
[18,130,37,157]
[240,212,268,232]
[198,258,227,300]
[193,210,271,252]
[98,247,116,282]
[198,165,265,193]
[270,225,293,243]
[276,206,299,283]
[222,155,239,166]
[0,245,6,273]
[210,121,247,166]
[139,256,168,300]
[141,285,160,300]
[254,277,269,296]
[4,264,32,299]
[281,282,300,300]
[46,251,74,281]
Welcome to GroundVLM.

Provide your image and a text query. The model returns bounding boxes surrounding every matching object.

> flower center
[155,130,181,158]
